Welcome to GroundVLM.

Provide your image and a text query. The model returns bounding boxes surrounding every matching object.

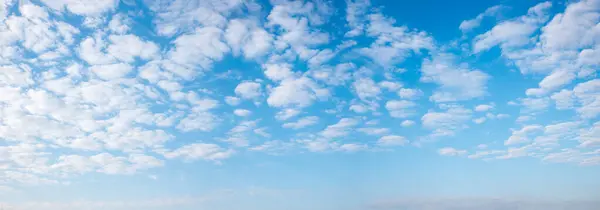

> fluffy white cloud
[90,63,133,80]
[177,112,219,132]
[359,13,434,68]
[378,81,403,91]
[225,19,273,59]
[235,81,262,100]
[473,117,486,124]
[40,0,119,16]
[421,54,490,102]
[353,78,381,101]
[505,125,543,145]
[345,0,371,37]
[385,100,417,118]
[266,0,331,59]
[473,2,552,53]
[474,104,494,112]
[233,109,252,117]
[320,118,360,138]
[520,97,550,112]
[377,135,407,147]
[572,79,600,118]
[107,34,159,63]
[401,120,415,127]
[263,63,295,81]
[275,108,301,121]
[168,26,229,71]
[551,89,575,110]
[397,88,423,100]
[224,96,241,106]
[525,70,576,96]
[267,77,329,108]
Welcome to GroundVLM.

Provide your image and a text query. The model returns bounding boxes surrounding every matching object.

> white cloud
[353,78,381,101]
[551,89,574,110]
[520,97,550,112]
[90,63,133,80]
[107,34,159,63]
[359,13,434,68]
[40,0,119,16]
[422,106,473,137]
[163,143,234,163]
[266,0,331,59]
[176,112,219,132]
[438,147,467,156]
[250,140,293,154]
[460,5,508,32]
[377,135,407,147]
[308,49,336,66]
[378,81,402,91]
[275,108,301,121]
[222,120,260,147]
[282,116,319,129]
[421,53,490,102]
[473,2,552,53]
[473,117,486,124]
[168,26,229,71]
[224,96,241,106]
[233,109,252,117]
[235,81,262,100]
[320,118,360,138]
[225,19,273,59]
[345,0,371,37]
[505,125,543,145]
[579,122,600,148]
[540,0,600,51]
[572,79,600,118]
[263,63,295,81]
[253,127,271,138]
[108,14,130,34]
[309,62,355,86]
[525,70,576,96]
[267,77,329,108]
[385,100,417,118]
[358,127,390,136]
[474,104,494,112]
[339,143,368,152]
[397,88,423,100]
[401,120,415,127]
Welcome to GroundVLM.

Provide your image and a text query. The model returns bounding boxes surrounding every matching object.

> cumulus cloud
[385,100,417,118]
[235,81,263,100]
[421,53,490,103]
[377,135,407,147]
[473,2,552,53]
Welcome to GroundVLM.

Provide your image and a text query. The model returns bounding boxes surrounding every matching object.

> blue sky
[0,0,600,209]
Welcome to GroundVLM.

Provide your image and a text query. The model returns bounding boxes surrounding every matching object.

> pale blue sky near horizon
[0,0,599,209]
